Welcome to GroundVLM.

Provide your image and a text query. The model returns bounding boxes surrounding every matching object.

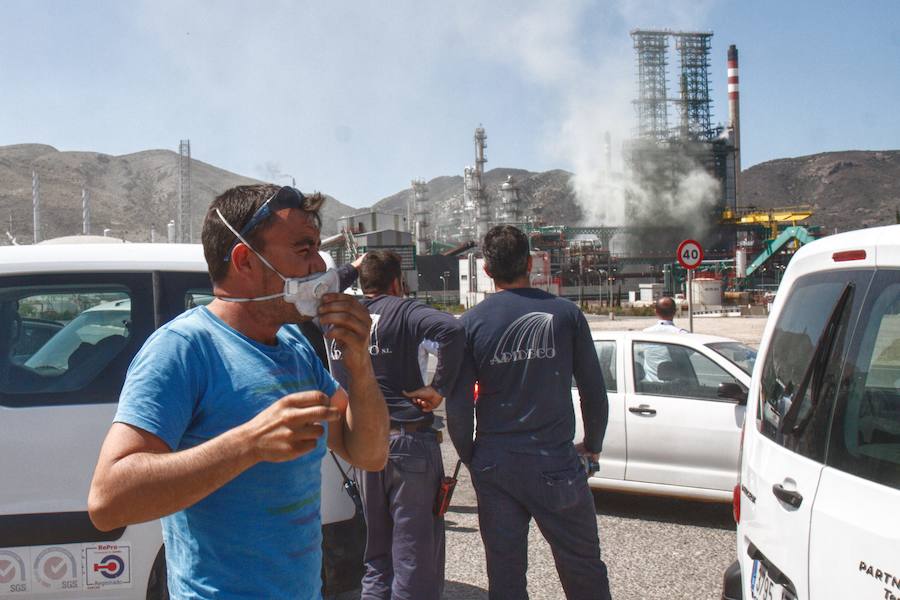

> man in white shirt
[643,296,687,334]
[641,296,686,382]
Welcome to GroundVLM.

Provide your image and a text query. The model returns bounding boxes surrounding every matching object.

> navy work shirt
[447,288,609,463]
[330,295,465,425]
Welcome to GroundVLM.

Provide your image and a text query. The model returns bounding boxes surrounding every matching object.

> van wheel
[146,547,169,600]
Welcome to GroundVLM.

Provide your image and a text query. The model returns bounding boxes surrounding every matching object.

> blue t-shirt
[114,306,339,600]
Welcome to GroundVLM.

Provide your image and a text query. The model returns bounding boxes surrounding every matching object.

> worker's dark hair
[201,184,325,283]
[656,296,677,319]
[359,250,403,295]
[482,225,530,284]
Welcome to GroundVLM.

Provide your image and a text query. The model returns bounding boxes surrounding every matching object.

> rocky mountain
[739,150,900,232]
[0,144,355,243]
[1,144,896,246]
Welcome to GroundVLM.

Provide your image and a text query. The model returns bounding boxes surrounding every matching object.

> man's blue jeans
[469,443,612,600]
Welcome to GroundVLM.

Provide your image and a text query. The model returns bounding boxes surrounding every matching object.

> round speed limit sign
[677,239,704,270]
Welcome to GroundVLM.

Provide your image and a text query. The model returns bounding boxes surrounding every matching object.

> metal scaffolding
[178,139,192,243]
[631,30,669,141]
[674,32,714,140]
[632,29,715,142]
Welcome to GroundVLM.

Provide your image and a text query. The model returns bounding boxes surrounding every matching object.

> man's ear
[389,276,404,297]
[526,254,533,274]
[230,243,255,276]
[482,264,492,279]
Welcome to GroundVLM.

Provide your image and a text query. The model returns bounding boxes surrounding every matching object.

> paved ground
[337,316,768,599]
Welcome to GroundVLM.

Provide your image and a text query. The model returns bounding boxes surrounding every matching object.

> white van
[0,243,357,599]
[724,224,900,600]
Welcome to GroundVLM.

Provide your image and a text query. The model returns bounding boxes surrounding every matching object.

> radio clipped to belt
[330,451,363,514]
[433,460,462,516]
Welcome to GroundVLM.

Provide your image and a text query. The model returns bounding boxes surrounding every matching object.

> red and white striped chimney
[728,44,741,204]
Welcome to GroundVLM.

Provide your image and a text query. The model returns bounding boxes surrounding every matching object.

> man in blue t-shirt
[447,225,612,600]
[88,184,389,599]
[330,250,465,600]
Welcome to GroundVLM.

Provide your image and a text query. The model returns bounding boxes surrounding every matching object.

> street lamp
[596,269,608,308]
[440,271,450,310]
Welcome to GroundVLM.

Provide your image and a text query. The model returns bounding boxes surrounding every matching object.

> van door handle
[772,483,803,508]
[628,405,657,416]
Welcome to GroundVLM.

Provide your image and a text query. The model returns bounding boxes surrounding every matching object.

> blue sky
[1,0,897,208]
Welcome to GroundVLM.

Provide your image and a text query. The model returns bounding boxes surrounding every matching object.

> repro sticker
[84,544,132,590]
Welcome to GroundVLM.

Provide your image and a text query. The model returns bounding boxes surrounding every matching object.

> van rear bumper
[721,559,742,600]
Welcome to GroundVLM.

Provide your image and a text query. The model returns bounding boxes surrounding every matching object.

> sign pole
[687,268,694,333]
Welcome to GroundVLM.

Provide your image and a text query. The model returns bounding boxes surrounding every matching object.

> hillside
[740,150,900,232]
[373,167,583,227]
[0,144,355,243]
[371,150,900,235]
[2,144,896,246]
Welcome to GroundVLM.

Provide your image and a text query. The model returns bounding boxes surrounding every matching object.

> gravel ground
[338,440,736,600]
[337,316,766,599]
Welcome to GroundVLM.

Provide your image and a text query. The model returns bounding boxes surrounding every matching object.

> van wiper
[779,282,854,436]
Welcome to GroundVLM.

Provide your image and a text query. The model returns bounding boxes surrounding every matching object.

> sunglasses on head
[224,186,307,262]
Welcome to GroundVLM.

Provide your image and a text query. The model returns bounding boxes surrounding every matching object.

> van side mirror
[718,382,748,405]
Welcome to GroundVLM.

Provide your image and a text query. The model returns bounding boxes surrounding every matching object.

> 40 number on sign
[677,239,704,270]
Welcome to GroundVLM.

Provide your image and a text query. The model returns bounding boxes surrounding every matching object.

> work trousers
[469,444,612,600]
[360,429,445,600]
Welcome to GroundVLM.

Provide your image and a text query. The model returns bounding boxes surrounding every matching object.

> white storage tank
[691,275,723,307]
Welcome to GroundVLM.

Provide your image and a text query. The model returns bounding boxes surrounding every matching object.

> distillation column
[499,176,521,223]
[412,179,430,255]
[473,127,490,240]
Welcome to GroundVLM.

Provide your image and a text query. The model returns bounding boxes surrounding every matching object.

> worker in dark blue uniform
[330,250,465,600]
[447,225,612,600]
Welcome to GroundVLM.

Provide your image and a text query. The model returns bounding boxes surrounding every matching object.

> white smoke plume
[452,0,722,243]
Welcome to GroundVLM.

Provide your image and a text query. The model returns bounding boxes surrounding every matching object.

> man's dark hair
[359,250,403,295]
[201,184,325,283]
[482,225,530,284]
[655,296,677,320]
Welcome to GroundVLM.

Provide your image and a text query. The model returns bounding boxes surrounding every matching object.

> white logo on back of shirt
[489,312,556,365]
[329,313,391,360]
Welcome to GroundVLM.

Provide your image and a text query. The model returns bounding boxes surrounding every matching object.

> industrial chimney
[727,45,741,205]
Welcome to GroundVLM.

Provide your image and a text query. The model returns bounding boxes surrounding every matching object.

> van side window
[828,271,900,490]
[0,275,153,407]
[758,270,872,462]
